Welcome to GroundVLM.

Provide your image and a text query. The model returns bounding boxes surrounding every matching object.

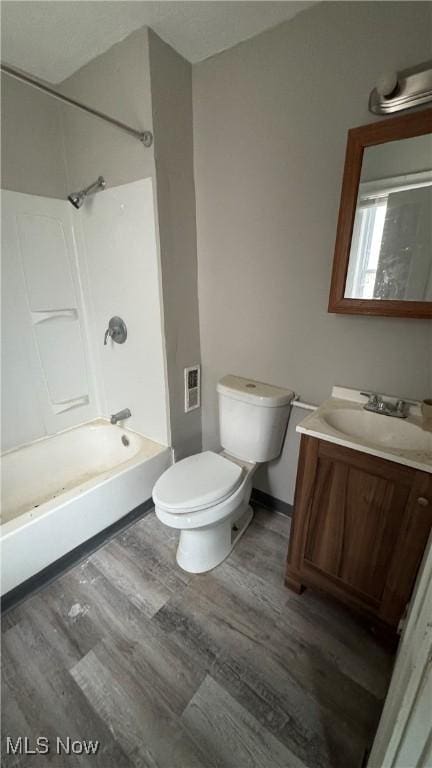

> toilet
[153,375,294,573]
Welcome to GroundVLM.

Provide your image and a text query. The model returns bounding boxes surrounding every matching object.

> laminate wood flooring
[1,507,394,768]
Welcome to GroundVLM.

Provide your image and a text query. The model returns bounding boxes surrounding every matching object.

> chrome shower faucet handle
[104,316,127,345]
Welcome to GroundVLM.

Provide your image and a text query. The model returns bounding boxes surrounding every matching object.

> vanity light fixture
[369,60,432,114]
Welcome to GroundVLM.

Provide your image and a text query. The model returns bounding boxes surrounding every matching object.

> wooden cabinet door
[380,470,432,626]
[286,436,431,627]
[303,439,414,608]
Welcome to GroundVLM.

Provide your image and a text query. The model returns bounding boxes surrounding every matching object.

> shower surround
[1,177,171,596]
[1,177,169,451]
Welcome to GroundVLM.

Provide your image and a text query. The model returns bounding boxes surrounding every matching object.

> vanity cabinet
[285,436,432,635]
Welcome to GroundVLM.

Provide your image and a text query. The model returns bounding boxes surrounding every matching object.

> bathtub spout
[110,409,131,424]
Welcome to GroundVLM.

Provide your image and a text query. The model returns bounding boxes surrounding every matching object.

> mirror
[329,109,432,318]
[346,135,432,301]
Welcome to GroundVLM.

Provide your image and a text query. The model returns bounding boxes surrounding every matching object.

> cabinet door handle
[417,497,429,507]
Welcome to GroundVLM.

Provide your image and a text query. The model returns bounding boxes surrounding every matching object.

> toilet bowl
[153,451,257,573]
[153,375,293,573]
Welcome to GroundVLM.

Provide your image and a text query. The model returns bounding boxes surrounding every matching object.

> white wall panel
[75,177,170,445]
[1,181,169,453]
[1,190,98,450]
[1,203,47,450]
[33,317,89,406]
[17,214,76,309]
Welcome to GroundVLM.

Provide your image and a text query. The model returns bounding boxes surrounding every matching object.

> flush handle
[417,497,429,507]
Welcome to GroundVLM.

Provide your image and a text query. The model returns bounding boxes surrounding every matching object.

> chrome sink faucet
[110,408,131,424]
[360,392,409,419]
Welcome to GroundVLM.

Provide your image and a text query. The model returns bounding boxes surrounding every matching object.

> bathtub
[1,419,171,596]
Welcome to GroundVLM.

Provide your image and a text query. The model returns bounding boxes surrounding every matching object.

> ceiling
[1,1,315,84]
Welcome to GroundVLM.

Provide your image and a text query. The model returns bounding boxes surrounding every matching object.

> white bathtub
[1,419,171,596]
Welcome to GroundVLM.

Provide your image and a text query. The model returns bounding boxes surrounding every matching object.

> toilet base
[176,504,253,574]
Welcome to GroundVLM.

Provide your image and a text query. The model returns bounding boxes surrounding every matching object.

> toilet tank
[217,375,294,462]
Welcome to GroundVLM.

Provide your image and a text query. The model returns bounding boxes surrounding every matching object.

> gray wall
[0,30,154,197]
[149,30,202,458]
[193,1,432,503]
[1,28,154,199]
[59,28,154,190]
[1,75,68,198]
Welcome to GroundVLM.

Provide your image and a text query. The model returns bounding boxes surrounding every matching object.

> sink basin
[323,407,432,452]
[297,388,432,473]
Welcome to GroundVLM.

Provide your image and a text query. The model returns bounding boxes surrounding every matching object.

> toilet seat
[153,451,243,514]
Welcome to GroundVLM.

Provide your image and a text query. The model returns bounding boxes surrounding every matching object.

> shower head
[68,191,86,209]
[67,176,106,209]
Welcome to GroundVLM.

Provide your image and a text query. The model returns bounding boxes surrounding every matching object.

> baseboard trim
[251,488,293,517]
[1,498,154,614]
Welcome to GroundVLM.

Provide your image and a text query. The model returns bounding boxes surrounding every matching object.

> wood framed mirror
[328,109,432,318]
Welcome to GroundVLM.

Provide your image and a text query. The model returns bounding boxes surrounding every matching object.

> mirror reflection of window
[347,197,387,299]
[344,133,432,302]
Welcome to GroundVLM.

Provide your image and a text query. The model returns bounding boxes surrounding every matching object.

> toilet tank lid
[217,375,294,408]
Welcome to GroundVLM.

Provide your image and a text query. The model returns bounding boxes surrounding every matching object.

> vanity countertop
[297,387,432,474]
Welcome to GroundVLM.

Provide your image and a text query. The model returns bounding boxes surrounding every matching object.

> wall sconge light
[369,59,432,114]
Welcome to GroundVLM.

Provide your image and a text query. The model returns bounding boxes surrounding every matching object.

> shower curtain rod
[1,63,153,147]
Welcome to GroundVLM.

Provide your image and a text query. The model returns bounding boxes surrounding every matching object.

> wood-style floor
[1,506,393,768]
